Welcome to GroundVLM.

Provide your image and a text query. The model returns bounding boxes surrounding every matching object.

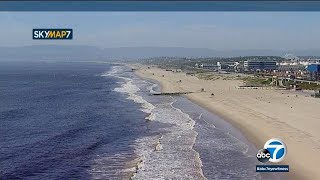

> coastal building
[306,58,320,64]
[278,62,306,72]
[217,62,222,70]
[219,62,239,71]
[244,60,277,71]
[307,64,320,80]
[196,63,220,70]
[307,64,320,73]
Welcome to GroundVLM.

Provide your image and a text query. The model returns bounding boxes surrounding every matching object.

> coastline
[110,65,207,179]
[131,64,320,180]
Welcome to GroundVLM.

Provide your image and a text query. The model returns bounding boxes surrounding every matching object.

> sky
[1,12,320,50]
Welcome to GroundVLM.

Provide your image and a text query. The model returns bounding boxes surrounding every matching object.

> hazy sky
[1,12,320,50]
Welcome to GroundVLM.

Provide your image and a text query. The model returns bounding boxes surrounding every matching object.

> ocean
[0,62,279,179]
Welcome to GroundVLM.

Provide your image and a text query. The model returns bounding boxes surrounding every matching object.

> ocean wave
[106,66,156,121]
[132,100,206,180]
[103,66,205,179]
[114,80,155,120]
[101,66,123,77]
[89,151,140,180]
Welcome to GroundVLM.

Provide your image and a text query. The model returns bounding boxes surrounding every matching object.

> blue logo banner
[256,165,289,172]
[33,29,73,40]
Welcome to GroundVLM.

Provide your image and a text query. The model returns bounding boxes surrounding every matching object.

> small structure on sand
[201,88,205,92]
[311,90,320,98]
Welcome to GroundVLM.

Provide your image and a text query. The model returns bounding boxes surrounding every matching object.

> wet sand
[133,64,320,180]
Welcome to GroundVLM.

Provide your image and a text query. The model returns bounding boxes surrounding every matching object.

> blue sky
[1,12,320,50]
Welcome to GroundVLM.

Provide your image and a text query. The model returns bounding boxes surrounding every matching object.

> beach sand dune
[134,64,320,180]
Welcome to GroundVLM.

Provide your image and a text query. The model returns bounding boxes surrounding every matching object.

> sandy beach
[133,64,320,180]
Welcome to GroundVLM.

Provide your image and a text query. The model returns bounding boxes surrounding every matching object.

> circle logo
[256,148,270,163]
[264,138,287,163]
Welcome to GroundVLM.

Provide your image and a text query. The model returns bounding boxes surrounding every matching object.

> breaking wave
[132,100,206,180]
[103,65,206,180]
[103,66,155,120]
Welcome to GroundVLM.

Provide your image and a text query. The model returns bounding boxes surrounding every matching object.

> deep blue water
[0,62,151,180]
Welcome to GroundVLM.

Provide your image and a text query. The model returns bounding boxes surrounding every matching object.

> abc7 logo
[256,149,271,163]
[257,138,287,163]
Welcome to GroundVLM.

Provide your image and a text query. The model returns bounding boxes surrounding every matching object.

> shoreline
[113,65,206,179]
[131,64,320,180]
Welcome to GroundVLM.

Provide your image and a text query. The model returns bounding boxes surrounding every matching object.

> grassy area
[241,77,272,86]
[196,73,238,81]
[297,82,320,90]
[196,73,220,80]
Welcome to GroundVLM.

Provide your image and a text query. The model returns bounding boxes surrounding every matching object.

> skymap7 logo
[33,29,73,40]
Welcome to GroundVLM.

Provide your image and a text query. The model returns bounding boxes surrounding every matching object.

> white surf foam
[132,100,207,180]
[114,80,155,120]
[102,66,206,179]
[101,65,123,77]
[106,66,156,120]
[147,83,159,94]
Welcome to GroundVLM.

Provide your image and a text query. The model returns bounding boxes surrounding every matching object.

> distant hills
[0,45,103,61]
[1,45,320,61]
